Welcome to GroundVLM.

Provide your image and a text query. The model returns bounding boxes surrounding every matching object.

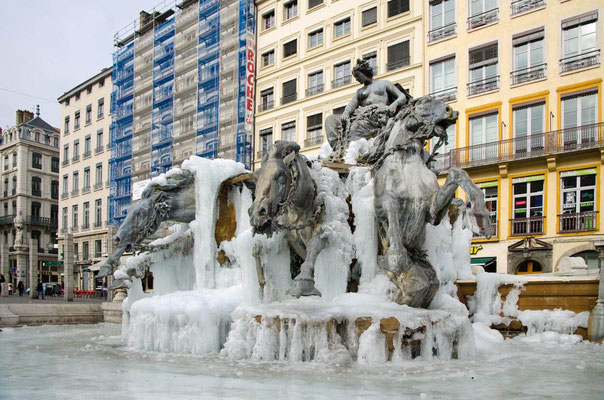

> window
[51,205,58,223]
[259,128,273,155]
[3,156,6,171]
[84,135,91,157]
[307,70,323,96]
[31,177,41,197]
[429,0,455,41]
[99,78,105,88]
[73,140,80,161]
[334,17,351,38]
[97,98,104,119]
[333,106,346,115]
[468,0,498,30]
[51,180,59,200]
[560,168,597,232]
[62,175,68,196]
[562,90,598,146]
[72,205,78,229]
[260,88,274,111]
[85,104,92,125]
[96,129,104,152]
[362,7,377,27]
[95,163,103,187]
[74,111,80,130]
[387,41,410,71]
[306,113,323,146]
[512,175,544,235]
[83,202,90,229]
[309,0,323,9]
[282,79,297,105]
[72,171,79,193]
[12,176,16,195]
[282,121,296,142]
[73,243,79,260]
[86,86,92,95]
[430,124,456,155]
[469,112,498,161]
[32,153,42,169]
[75,92,80,101]
[308,28,323,49]
[63,144,69,163]
[95,199,102,227]
[51,157,59,173]
[284,1,298,20]
[83,167,90,190]
[388,0,410,18]
[262,50,275,67]
[83,242,89,260]
[263,10,275,30]
[283,39,297,58]
[362,51,378,75]
[12,152,16,168]
[62,207,68,231]
[64,116,70,134]
[468,43,498,95]
[512,29,545,85]
[513,102,545,154]
[31,202,41,218]
[479,181,498,235]
[95,240,102,257]
[561,12,599,72]
[333,60,351,88]
[430,57,456,100]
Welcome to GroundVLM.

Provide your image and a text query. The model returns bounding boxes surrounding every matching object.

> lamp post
[589,239,604,342]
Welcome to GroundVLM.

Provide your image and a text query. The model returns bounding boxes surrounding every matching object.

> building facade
[0,109,60,287]
[254,0,424,168]
[110,0,256,225]
[423,0,604,274]
[57,68,114,291]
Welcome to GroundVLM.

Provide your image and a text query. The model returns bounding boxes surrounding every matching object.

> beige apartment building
[423,0,604,274]
[57,68,114,291]
[254,0,424,168]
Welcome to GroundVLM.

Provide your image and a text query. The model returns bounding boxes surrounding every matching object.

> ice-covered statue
[325,58,410,161]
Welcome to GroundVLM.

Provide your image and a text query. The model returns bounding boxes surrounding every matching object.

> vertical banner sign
[245,40,255,133]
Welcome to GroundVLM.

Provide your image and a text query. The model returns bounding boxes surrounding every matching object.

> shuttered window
[388,0,410,18]
[309,0,323,9]
[283,39,297,58]
[282,79,297,104]
[387,41,410,71]
[307,113,322,130]
[469,43,498,69]
[362,7,377,27]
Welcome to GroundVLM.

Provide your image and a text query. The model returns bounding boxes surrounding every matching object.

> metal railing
[70,226,79,233]
[428,23,456,43]
[72,155,80,163]
[510,216,544,236]
[281,93,297,105]
[467,8,499,30]
[560,50,600,73]
[82,186,91,194]
[95,146,104,154]
[559,211,598,233]
[332,75,351,88]
[387,57,410,72]
[511,0,545,15]
[0,215,15,226]
[258,100,274,112]
[467,75,499,96]
[32,190,41,197]
[81,223,90,231]
[94,221,102,228]
[306,84,324,97]
[71,189,79,196]
[510,64,546,85]
[83,150,91,158]
[62,160,69,166]
[61,192,69,200]
[430,87,457,102]
[26,216,58,229]
[305,135,323,147]
[444,122,604,171]
[94,182,103,190]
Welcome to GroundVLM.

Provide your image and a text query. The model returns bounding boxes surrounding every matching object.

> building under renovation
[110,0,256,225]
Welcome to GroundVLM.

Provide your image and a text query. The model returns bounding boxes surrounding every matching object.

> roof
[21,116,59,133]
[57,67,113,103]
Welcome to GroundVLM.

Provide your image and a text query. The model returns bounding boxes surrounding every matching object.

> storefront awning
[471,257,496,266]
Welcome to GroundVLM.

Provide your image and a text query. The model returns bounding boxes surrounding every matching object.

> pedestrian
[8,282,13,295]
[37,280,44,299]
[0,273,4,295]
[17,280,24,297]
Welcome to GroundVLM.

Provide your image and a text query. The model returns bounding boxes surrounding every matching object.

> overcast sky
[0,0,159,130]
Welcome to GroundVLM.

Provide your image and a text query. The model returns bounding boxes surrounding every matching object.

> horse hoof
[288,278,322,297]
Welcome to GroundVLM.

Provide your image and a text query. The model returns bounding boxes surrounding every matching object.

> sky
[0,0,161,130]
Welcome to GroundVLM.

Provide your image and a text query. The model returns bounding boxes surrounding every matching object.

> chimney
[140,11,152,27]
[22,110,34,123]
[16,110,24,125]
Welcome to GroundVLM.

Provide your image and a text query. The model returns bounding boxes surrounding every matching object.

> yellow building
[254,0,425,168]
[423,0,604,274]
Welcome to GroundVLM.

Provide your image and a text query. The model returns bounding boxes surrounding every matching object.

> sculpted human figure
[325,59,410,159]
[13,214,27,248]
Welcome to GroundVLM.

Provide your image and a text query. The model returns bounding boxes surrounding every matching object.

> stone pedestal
[0,243,8,297]
[64,234,74,302]
[29,239,39,299]
[588,239,604,342]
[15,248,28,294]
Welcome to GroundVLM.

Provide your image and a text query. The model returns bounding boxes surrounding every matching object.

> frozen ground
[0,324,603,400]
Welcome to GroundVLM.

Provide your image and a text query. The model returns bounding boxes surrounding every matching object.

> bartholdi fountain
[98,59,493,362]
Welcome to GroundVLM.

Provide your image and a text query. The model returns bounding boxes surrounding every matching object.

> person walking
[0,273,4,295]
[37,280,44,299]
[17,280,24,297]
[8,282,13,295]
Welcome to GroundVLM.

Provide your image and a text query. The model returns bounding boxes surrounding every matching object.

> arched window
[516,260,543,275]
[53,137,59,147]
[34,131,40,142]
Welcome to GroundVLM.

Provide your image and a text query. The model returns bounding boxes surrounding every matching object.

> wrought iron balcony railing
[82,186,91,194]
[510,64,547,85]
[428,23,456,43]
[430,87,457,102]
[560,50,600,73]
[26,216,58,229]
[386,57,410,72]
[83,150,91,158]
[467,75,499,96]
[510,216,544,236]
[305,135,323,147]
[511,0,545,16]
[61,192,69,199]
[559,211,598,233]
[306,84,324,97]
[468,8,499,30]
[0,215,15,226]
[281,93,297,105]
[94,182,103,190]
[332,76,351,88]
[72,155,80,163]
[258,100,274,112]
[95,145,104,154]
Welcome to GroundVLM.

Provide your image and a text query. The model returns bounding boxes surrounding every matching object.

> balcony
[83,150,91,159]
[72,155,80,163]
[387,57,410,72]
[560,50,600,74]
[94,221,102,228]
[95,145,104,154]
[94,182,103,190]
[332,76,352,89]
[467,75,499,96]
[281,93,297,105]
[71,189,79,196]
[467,8,499,30]
[510,64,546,86]
[81,223,90,231]
[559,211,598,233]
[82,186,91,194]
[62,159,69,166]
[306,84,324,97]
[428,23,456,43]
[510,216,544,236]
[447,122,604,171]
[26,216,58,229]
[258,100,274,112]
[0,215,15,226]
[511,0,545,16]
[305,135,323,147]
[430,87,457,103]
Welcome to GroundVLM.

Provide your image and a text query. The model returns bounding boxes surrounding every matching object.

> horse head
[250,141,313,236]
[403,96,459,144]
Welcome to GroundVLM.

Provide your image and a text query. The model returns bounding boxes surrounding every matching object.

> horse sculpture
[249,141,326,297]
[360,95,494,308]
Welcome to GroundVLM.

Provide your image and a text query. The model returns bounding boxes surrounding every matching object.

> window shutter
[260,128,273,136]
[362,7,377,27]
[388,0,410,18]
[388,41,409,64]
[469,43,498,69]
[512,28,544,47]
[283,79,297,97]
[562,11,598,29]
[307,113,323,129]
[284,39,297,58]
[309,0,322,9]
[282,121,296,130]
